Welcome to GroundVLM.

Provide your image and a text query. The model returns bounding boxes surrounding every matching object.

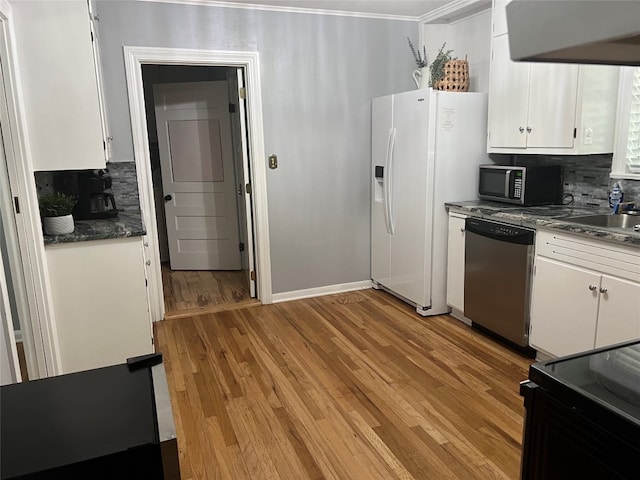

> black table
[1,355,179,479]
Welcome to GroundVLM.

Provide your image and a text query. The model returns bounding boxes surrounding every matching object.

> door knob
[526,126,532,133]
[519,126,524,133]
[588,284,597,291]
[599,287,608,294]
[164,194,172,202]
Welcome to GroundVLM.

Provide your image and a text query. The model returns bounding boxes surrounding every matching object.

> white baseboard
[271,280,373,304]
[14,329,22,342]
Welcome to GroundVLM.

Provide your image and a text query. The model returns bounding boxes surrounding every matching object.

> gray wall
[94,1,417,294]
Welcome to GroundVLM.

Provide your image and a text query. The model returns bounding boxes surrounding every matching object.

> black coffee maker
[73,169,118,220]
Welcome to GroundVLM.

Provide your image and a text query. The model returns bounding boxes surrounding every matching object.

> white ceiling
[209,0,454,18]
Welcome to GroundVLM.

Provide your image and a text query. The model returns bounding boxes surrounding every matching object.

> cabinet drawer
[536,230,640,283]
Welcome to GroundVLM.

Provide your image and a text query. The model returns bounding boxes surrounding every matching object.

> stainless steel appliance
[464,218,534,347]
[478,164,563,206]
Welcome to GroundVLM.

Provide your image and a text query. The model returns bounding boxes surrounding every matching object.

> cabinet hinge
[239,87,246,99]
[245,183,252,195]
[573,127,577,139]
[239,242,245,252]
[229,103,236,113]
[13,197,20,214]
[250,270,256,281]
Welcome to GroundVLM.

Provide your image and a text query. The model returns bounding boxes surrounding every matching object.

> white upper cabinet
[11,1,107,171]
[487,1,620,155]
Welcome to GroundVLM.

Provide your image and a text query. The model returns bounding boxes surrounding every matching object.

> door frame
[123,46,272,322]
[0,0,62,377]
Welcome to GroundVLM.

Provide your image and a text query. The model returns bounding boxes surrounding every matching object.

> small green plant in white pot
[39,192,77,235]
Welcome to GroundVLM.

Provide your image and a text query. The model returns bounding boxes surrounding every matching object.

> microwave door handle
[504,169,512,198]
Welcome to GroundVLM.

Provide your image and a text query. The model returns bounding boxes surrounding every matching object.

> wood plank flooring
[162,264,257,318]
[154,289,533,480]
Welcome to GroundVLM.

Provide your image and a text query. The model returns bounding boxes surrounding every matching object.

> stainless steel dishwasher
[464,218,535,347]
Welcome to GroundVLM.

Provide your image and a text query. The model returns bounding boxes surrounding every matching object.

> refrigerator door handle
[388,127,397,234]
[383,127,393,234]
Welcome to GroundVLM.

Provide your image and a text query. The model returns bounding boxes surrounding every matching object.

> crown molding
[137,0,418,21]
[419,0,490,24]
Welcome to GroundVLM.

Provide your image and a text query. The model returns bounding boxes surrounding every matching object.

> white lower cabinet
[595,275,640,348]
[529,257,600,357]
[446,213,466,313]
[530,230,640,358]
[45,238,153,374]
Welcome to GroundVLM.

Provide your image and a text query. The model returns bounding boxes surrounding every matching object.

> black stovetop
[530,340,640,427]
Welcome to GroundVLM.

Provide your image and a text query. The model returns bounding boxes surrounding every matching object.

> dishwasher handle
[465,218,534,245]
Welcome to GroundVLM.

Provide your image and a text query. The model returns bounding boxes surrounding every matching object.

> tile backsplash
[106,161,140,212]
[494,154,640,208]
[34,161,141,212]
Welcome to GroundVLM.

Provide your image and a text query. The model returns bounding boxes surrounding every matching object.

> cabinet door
[530,257,599,357]
[45,238,153,374]
[526,64,579,149]
[595,275,640,348]
[487,35,529,149]
[446,215,466,312]
[11,1,105,170]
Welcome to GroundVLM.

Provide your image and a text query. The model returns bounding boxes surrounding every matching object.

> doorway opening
[142,65,257,317]
[124,47,272,322]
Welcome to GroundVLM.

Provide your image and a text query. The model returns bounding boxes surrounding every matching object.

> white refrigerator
[371,88,488,316]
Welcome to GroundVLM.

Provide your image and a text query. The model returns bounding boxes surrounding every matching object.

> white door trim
[123,46,272,322]
[0,0,62,377]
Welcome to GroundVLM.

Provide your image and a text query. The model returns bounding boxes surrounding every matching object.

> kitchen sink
[565,214,640,230]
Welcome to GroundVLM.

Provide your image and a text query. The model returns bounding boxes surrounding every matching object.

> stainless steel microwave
[478,165,563,206]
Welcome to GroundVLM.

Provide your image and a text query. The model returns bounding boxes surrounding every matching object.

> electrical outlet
[583,127,593,145]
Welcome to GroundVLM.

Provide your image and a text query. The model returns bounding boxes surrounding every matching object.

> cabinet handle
[588,284,597,291]
[519,126,524,133]
[460,228,464,233]
[599,287,608,294]
[526,126,532,133]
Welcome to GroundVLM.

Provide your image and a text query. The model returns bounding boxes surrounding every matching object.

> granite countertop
[446,201,640,247]
[43,210,146,245]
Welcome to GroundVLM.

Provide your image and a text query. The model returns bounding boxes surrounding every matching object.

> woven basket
[434,58,469,92]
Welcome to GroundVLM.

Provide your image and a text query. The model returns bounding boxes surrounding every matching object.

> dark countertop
[446,201,640,247]
[43,210,146,245]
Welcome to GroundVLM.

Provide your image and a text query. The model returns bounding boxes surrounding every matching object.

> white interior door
[155,81,241,270]
[235,68,256,297]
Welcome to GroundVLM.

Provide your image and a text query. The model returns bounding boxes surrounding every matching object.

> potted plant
[39,192,77,235]
[407,37,429,89]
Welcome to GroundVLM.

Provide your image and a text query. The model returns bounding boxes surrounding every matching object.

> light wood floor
[162,264,257,318]
[155,289,533,480]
